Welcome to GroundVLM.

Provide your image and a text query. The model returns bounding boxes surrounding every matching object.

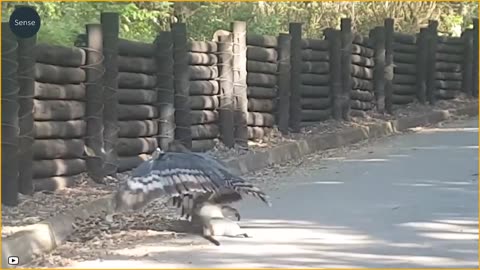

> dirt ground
[1,96,476,267]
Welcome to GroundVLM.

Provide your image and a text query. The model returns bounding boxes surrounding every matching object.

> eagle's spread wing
[113,150,271,213]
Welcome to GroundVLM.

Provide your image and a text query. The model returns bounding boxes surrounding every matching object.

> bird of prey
[111,141,272,222]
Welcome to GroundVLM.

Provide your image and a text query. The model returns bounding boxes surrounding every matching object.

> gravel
[2,96,476,267]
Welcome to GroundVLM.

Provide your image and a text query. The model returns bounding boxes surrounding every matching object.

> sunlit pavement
[69,117,478,268]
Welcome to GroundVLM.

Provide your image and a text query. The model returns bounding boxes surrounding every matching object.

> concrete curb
[227,104,478,175]
[2,196,114,268]
[3,103,478,267]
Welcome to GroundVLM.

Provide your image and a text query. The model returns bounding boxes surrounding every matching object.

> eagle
[110,141,271,222]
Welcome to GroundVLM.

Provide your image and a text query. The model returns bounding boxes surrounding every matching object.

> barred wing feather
[113,151,271,213]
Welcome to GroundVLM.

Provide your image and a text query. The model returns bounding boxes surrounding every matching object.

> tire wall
[350,34,376,117]
[300,37,333,122]
[2,23,20,204]
[246,34,279,140]
[116,39,159,172]
[32,44,88,190]
[188,41,220,151]
[434,36,464,100]
[392,32,418,105]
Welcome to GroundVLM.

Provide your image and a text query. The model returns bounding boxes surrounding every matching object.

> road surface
[69,117,478,268]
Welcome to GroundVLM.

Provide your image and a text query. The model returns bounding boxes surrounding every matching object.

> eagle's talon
[112,140,272,231]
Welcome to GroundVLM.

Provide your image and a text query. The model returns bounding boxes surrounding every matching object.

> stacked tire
[188,41,220,151]
[246,35,278,139]
[350,35,375,115]
[435,36,464,100]
[32,44,87,190]
[116,39,158,172]
[300,38,331,122]
[392,33,417,105]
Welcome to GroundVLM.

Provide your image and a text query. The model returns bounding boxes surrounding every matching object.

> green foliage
[2,2,172,45]
[1,1,476,46]
[119,2,172,42]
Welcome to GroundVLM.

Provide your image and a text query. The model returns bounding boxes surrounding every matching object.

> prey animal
[194,201,250,246]
[109,141,271,245]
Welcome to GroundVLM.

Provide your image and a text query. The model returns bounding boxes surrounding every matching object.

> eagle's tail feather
[226,179,272,207]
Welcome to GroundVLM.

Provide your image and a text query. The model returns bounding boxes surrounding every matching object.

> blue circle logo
[9,6,41,39]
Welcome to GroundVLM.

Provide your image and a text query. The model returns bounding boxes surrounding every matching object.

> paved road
[70,117,478,268]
